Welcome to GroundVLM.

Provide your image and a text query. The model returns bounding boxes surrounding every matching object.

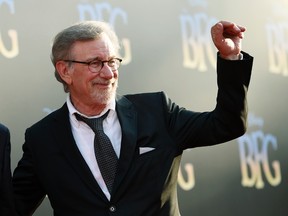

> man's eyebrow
[88,56,116,61]
[87,57,100,61]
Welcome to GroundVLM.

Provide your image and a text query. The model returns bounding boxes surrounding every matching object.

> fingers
[211,21,244,59]
[218,20,246,31]
[211,22,224,45]
[211,21,246,41]
[222,21,246,38]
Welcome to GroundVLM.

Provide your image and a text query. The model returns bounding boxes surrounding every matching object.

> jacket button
[109,205,116,212]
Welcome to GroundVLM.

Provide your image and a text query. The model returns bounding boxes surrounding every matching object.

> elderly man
[13,20,253,216]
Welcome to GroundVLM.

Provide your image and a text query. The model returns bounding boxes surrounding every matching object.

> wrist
[220,52,243,60]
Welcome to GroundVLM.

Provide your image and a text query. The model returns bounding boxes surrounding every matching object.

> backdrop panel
[1,0,287,215]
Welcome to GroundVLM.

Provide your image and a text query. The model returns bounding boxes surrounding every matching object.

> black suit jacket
[0,123,17,216]
[13,53,253,216]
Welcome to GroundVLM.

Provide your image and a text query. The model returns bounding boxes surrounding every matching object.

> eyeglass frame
[63,57,122,73]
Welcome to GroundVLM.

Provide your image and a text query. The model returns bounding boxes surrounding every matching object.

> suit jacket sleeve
[166,51,253,150]
[12,128,46,216]
[0,124,18,216]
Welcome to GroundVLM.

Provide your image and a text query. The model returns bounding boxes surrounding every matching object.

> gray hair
[51,21,120,92]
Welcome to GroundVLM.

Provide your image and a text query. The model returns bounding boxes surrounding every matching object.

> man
[13,20,253,215]
[0,123,17,216]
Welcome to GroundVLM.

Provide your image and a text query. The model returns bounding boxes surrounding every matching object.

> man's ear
[55,61,72,85]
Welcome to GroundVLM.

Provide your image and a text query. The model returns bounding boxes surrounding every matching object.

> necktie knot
[75,111,109,132]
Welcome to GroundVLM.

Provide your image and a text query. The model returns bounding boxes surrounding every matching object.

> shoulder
[119,91,168,104]
[0,123,9,132]
[117,91,173,113]
[0,124,10,152]
[27,103,68,132]
[0,123,10,136]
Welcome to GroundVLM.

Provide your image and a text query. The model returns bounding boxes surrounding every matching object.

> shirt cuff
[220,52,243,60]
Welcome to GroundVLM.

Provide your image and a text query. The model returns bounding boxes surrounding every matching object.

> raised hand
[211,20,246,60]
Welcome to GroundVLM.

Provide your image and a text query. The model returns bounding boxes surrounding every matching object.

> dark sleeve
[213,51,253,135]
[0,124,18,216]
[166,51,253,149]
[12,128,46,216]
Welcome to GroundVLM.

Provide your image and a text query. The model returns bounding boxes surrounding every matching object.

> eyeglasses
[63,58,122,73]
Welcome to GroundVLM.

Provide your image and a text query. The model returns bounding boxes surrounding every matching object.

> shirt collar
[67,95,116,125]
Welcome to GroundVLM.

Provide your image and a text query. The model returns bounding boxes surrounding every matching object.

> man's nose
[99,63,114,79]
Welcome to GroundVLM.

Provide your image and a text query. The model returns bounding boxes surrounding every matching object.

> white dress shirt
[67,96,122,200]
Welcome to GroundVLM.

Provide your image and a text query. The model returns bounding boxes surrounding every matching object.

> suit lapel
[52,98,138,200]
[52,104,108,202]
[112,95,137,195]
